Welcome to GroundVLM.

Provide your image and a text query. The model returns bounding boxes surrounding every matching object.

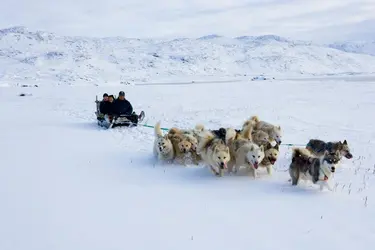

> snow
[2,1,375,249]
[2,27,375,86]
[1,77,375,250]
[329,40,375,56]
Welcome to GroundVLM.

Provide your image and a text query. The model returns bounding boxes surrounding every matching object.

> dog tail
[242,116,258,130]
[241,122,254,140]
[196,130,215,153]
[292,147,312,159]
[225,128,237,145]
[154,121,163,137]
[168,127,181,135]
[194,124,205,132]
[250,115,260,123]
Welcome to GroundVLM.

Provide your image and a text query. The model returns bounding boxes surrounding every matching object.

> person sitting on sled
[103,95,116,121]
[99,93,110,114]
[113,91,144,124]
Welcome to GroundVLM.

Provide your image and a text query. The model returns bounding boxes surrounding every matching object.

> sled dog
[153,121,174,162]
[289,148,340,191]
[167,125,203,165]
[259,142,280,175]
[196,130,231,177]
[226,127,265,178]
[306,139,353,160]
[243,116,282,145]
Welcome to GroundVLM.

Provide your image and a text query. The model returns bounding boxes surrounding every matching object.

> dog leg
[234,164,240,174]
[318,181,325,191]
[266,165,272,175]
[318,181,333,191]
[290,168,299,186]
[227,160,235,174]
[248,167,257,179]
[209,165,220,176]
[219,168,224,177]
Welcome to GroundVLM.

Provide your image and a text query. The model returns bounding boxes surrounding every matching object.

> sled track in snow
[134,79,243,86]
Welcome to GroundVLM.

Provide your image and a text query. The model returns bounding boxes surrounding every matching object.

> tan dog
[243,116,282,145]
[252,130,272,147]
[259,142,280,175]
[167,128,192,165]
[168,126,203,165]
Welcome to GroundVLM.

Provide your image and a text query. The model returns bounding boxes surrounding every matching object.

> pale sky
[1,0,375,42]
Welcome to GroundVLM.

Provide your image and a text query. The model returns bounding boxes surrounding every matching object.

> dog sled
[95,96,145,129]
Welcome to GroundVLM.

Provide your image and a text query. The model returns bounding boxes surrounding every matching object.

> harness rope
[96,97,305,147]
[134,121,306,147]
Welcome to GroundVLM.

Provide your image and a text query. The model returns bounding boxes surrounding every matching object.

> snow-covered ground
[2,1,375,249]
[1,78,375,250]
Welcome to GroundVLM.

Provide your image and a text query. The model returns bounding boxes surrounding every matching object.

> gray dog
[306,139,353,160]
[289,148,341,191]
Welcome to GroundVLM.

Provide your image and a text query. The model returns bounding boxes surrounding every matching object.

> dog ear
[343,140,347,145]
[277,125,281,130]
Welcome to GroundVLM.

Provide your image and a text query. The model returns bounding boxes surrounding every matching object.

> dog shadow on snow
[113,152,332,196]
[175,164,332,196]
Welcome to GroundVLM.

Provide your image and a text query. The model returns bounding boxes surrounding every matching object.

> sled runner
[95,96,145,129]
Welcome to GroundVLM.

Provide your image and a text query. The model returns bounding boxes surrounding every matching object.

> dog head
[156,135,173,155]
[273,126,282,144]
[340,140,352,159]
[213,144,230,170]
[246,144,265,169]
[184,134,198,151]
[265,147,279,165]
[178,139,192,153]
[319,150,340,180]
[322,150,341,173]
[252,130,270,146]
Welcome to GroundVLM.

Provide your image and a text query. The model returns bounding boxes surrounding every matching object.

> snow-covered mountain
[1,26,375,86]
[328,41,375,56]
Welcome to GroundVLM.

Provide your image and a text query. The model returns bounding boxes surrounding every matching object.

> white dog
[226,128,265,178]
[196,130,231,177]
[153,121,174,162]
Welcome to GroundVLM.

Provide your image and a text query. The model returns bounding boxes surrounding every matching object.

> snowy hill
[329,41,375,56]
[1,27,375,86]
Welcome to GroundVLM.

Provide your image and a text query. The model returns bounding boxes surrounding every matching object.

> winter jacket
[114,99,133,115]
[99,101,109,114]
[100,101,115,115]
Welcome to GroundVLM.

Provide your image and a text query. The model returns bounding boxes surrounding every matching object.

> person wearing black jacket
[99,93,109,114]
[113,91,144,125]
[106,95,115,115]
[114,91,133,115]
